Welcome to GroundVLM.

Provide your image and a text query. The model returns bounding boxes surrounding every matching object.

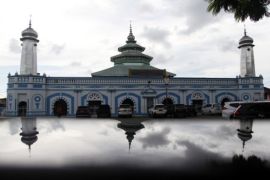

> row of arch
[16,91,239,116]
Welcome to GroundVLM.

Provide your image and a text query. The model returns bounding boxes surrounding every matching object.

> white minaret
[20,19,39,75]
[238,28,255,77]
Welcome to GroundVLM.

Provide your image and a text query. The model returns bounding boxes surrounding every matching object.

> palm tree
[207,0,270,22]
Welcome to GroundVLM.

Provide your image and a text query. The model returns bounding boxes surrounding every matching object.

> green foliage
[207,0,270,21]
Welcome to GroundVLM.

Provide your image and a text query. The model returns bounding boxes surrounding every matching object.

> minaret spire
[244,24,247,36]
[242,141,245,153]
[127,21,136,43]
[129,21,133,35]
[29,15,32,28]
[28,144,32,158]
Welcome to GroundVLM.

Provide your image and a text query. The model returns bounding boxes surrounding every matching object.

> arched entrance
[162,98,174,105]
[18,101,27,116]
[191,92,204,113]
[122,98,134,106]
[221,98,230,107]
[53,99,67,117]
[121,98,134,111]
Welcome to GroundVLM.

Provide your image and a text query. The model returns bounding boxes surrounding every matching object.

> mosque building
[6,21,264,117]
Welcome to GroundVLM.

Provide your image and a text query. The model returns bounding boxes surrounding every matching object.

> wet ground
[1,116,270,179]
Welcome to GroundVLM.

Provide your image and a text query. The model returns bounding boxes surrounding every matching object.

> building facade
[6,23,264,117]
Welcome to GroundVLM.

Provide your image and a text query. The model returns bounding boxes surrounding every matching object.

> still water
[0,117,270,178]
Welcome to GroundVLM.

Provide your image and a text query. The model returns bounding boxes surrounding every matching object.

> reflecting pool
[1,117,270,179]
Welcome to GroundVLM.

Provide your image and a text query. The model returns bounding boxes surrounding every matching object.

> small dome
[22,27,38,38]
[239,35,253,45]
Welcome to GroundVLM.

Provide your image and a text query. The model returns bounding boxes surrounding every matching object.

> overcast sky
[0,0,269,98]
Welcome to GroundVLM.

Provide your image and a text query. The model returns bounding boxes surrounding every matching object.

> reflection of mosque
[237,118,253,152]
[117,120,145,151]
[19,117,39,154]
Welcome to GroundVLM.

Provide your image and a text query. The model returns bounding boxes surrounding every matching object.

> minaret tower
[238,27,255,77]
[20,19,39,75]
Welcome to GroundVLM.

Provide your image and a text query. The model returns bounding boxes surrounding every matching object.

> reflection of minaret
[19,117,39,156]
[237,118,253,152]
[117,120,145,151]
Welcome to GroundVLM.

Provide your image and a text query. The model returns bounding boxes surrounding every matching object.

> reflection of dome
[237,129,253,142]
[20,134,38,147]
[237,119,254,152]
[117,120,145,151]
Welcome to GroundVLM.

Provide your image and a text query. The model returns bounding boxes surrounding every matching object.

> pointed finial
[127,21,136,43]
[130,20,133,34]
[29,15,32,28]
[244,24,247,36]
[129,141,131,152]
[242,141,245,153]
[28,144,32,158]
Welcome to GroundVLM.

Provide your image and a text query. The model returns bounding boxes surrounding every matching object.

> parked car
[233,101,270,119]
[202,104,221,115]
[148,104,167,118]
[118,104,133,118]
[97,105,111,118]
[76,106,90,117]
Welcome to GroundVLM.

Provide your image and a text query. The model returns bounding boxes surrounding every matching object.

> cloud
[220,39,238,52]
[9,39,21,54]
[215,125,237,139]
[141,26,171,47]
[139,127,171,149]
[8,120,20,135]
[151,52,174,66]
[50,43,66,55]
[167,0,224,34]
[176,140,224,164]
[69,61,82,67]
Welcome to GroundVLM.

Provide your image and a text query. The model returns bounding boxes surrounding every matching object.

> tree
[207,0,270,22]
